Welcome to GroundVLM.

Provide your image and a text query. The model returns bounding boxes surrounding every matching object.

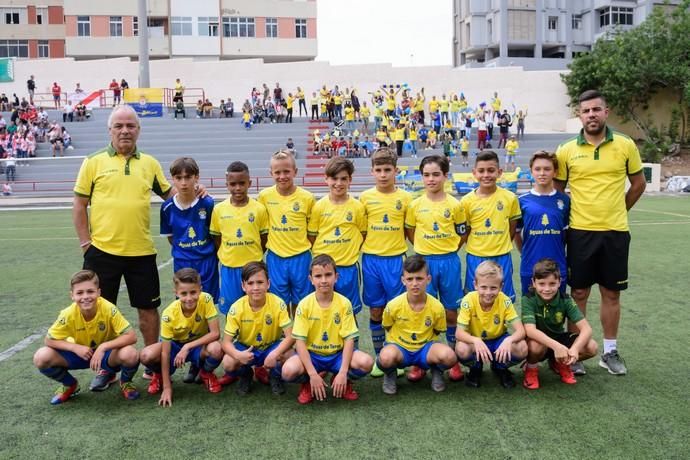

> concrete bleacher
[2,107,573,198]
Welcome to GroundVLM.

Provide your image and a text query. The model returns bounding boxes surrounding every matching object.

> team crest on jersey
[334,312,341,325]
[395,200,402,210]
[496,200,504,211]
[484,218,491,228]
[195,314,201,323]
[411,332,418,341]
[199,209,207,220]
[188,226,197,239]
[493,315,500,325]
[265,314,273,325]
[111,307,118,317]
[98,321,106,331]
[322,331,329,342]
[280,302,287,311]
[557,199,564,210]
[295,307,302,317]
[425,316,432,327]
[248,212,255,223]
[162,315,170,323]
[293,202,300,212]
[555,312,564,323]
[346,211,353,222]
[443,208,451,219]
[256,332,263,343]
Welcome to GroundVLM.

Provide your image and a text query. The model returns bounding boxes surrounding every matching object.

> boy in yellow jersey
[285,93,294,123]
[456,261,527,388]
[461,136,470,167]
[210,161,268,315]
[439,94,450,124]
[408,121,418,158]
[405,155,467,383]
[221,262,294,396]
[242,110,251,130]
[504,135,519,172]
[360,148,412,375]
[258,150,315,312]
[413,88,425,125]
[428,95,439,116]
[393,121,406,157]
[377,255,457,394]
[460,151,521,302]
[344,102,355,134]
[360,101,370,134]
[33,270,140,405]
[141,268,223,406]
[308,157,367,314]
[282,255,374,404]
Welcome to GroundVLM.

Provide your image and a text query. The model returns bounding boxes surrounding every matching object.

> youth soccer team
[34,146,600,406]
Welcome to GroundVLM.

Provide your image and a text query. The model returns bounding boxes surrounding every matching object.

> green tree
[562,0,690,160]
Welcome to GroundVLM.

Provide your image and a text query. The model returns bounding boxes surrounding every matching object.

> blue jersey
[160,195,216,261]
[517,190,570,277]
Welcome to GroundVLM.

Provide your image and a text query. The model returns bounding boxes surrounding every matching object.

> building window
[266,17,278,38]
[77,16,90,36]
[0,40,29,58]
[222,17,255,37]
[599,7,633,28]
[36,7,48,25]
[171,16,192,36]
[548,16,558,30]
[38,40,49,58]
[110,16,123,36]
[198,17,219,36]
[2,8,21,25]
[572,14,582,30]
[295,18,307,38]
[133,16,138,36]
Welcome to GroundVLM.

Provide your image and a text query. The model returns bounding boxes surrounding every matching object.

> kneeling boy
[377,255,457,394]
[522,259,598,389]
[221,261,294,396]
[281,254,374,404]
[33,270,140,404]
[455,261,527,389]
[141,268,223,406]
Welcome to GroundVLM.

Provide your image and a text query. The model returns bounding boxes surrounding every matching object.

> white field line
[0,257,174,364]
[2,235,168,242]
[632,208,690,219]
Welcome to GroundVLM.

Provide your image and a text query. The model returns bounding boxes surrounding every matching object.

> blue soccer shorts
[335,263,362,314]
[57,349,115,372]
[423,252,462,310]
[308,350,344,374]
[166,340,203,375]
[390,341,435,370]
[362,253,405,309]
[174,255,220,303]
[219,264,244,315]
[234,341,282,367]
[465,253,516,302]
[266,250,313,306]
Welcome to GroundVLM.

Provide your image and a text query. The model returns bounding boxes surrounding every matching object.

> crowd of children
[35,145,602,406]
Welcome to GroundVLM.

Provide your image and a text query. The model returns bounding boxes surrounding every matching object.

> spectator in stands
[202,99,214,118]
[262,83,270,104]
[27,75,36,105]
[63,101,74,123]
[195,100,203,118]
[2,182,11,196]
[12,93,20,109]
[48,123,64,157]
[120,78,129,95]
[173,78,184,104]
[266,101,277,123]
[242,99,252,114]
[20,97,29,110]
[62,126,73,150]
[497,109,512,148]
[285,137,296,157]
[220,98,234,118]
[0,114,5,135]
[109,79,121,106]
[74,83,85,95]
[297,86,307,117]
[273,82,283,105]
[75,102,87,122]
[52,83,61,109]
[174,99,186,119]
[36,108,48,140]
[0,93,9,111]
[251,87,260,106]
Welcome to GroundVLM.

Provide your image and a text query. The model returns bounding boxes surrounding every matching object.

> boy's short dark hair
[419,154,449,175]
[403,254,427,274]
[532,258,561,280]
[310,254,337,273]
[324,157,354,178]
[173,268,201,286]
[578,89,606,106]
[242,261,268,283]
[169,157,200,177]
[226,161,249,175]
[371,147,397,168]
[529,150,558,170]
[475,150,500,166]
[70,270,99,289]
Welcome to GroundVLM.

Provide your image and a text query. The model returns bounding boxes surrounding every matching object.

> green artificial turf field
[0,195,688,459]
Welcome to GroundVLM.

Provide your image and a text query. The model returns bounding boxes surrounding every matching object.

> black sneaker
[89,370,117,392]
[269,372,286,395]
[236,368,253,396]
[494,368,516,389]
[465,366,482,388]
[183,364,200,384]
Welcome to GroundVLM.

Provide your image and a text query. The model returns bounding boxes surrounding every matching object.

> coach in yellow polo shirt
[555,90,646,376]
[73,105,175,353]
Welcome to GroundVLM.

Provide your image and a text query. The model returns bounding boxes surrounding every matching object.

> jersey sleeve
[453,200,466,225]
[204,198,215,232]
[160,308,175,341]
[201,293,219,321]
[307,200,321,236]
[109,305,132,335]
[339,303,359,341]
[555,146,568,182]
[47,309,72,341]
[503,299,519,324]
[160,202,172,236]
[520,296,537,325]
[404,200,417,228]
[224,301,241,338]
[73,157,94,198]
[356,202,367,234]
[565,297,585,324]
[381,303,394,329]
[458,297,471,328]
[151,159,172,198]
[433,305,447,334]
[292,301,309,341]
[257,202,269,234]
[626,140,644,175]
[277,299,292,329]
[508,193,521,220]
[209,204,221,235]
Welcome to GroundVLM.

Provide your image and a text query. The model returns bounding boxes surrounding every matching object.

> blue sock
[289,374,309,384]
[369,319,385,355]
[347,368,368,380]
[39,367,76,386]
[202,356,220,372]
[446,326,457,350]
[120,363,139,383]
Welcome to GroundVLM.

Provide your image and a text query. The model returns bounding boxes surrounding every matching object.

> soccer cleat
[342,380,359,401]
[494,368,516,389]
[599,350,627,375]
[297,382,313,405]
[254,366,270,385]
[430,367,446,392]
[406,365,426,382]
[465,366,482,388]
[571,361,587,376]
[235,369,253,396]
[89,370,117,392]
[448,363,464,382]
[382,370,397,395]
[50,381,80,405]
[522,366,540,390]
[269,373,286,395]
[370,362,384,378]
[147,373,162,395]
[217,373,239,386]
[553,361,577,385]
[199,370,222,394]
[183,364,200,384]
[142,368,154,380]
[120,382,140,400]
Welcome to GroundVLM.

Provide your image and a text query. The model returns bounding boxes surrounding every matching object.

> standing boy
[515,151,570,297]
[460,151,521,302]
[504,135,519,172]
[140,268,224,406]
[221,261,294,396]
[456,261,527,388]
[307,157,367,314]
[258,150,315,312]
[210,161,268,315]
[405,155,466,382]
[359,148,412,375]
[377,255,458,394]
[522,259,598,390]
[281,255,374,404]
[33,270,140,404]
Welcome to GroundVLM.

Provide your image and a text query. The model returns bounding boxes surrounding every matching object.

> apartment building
[453,0,680,70]
[0,1,65,58]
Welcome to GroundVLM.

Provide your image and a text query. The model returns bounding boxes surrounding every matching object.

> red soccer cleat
[553,361,577,385]
[448,363,464,382]
[297,382,313,405]
[254,366,270,385]
[522,366,540,390]
[342,380,359,401]
[147,373,162,395]
[199,370,223,393]
[406,365,426,382]
[217,373,239,386]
